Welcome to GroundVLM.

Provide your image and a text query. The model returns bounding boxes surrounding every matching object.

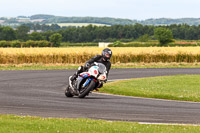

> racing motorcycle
[65,62,107,98]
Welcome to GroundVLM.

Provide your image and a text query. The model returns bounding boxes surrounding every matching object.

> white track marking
[108,79,130,82]
[93,92,200,104]
[139,122,200,126]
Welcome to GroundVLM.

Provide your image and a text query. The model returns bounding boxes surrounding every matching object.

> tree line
[1,23,200,43]
[3,15,200,27]
[20,14,200,25]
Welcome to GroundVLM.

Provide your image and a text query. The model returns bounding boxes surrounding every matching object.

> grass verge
[100,75,200,102]
[0,115,200,133]
[0,64,79,70]
[0,63,200,70]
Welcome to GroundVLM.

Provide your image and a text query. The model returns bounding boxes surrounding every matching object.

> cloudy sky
[0,0,199,20]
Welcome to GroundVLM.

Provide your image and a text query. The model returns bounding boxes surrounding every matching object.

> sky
[0,0,200,20]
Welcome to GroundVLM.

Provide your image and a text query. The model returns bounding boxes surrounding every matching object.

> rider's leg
[70,66,84,81]
[94,82,103,91]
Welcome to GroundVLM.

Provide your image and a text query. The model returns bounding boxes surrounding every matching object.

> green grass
[0,115,200,133]
[1,63,200,70]
[111,64,200,69]
[0,65,79,70]
[100,75,200,102]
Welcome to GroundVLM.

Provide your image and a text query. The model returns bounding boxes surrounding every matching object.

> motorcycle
[65,62,107,98]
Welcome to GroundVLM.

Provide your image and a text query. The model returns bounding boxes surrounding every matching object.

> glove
[90,62,98,66]
[93,62,98,66]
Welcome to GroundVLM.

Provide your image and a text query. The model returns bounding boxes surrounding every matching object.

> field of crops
[1,47,200,64]
[48,23,110,27]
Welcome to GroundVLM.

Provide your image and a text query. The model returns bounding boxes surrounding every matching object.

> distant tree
[29,32,45,41]
[154,27,174,46]
[41,24,51,32]
[0,26,16,41]
[42,31,54,41]
[5,18,18,23]
[30,14,55,20]
[137,34,150,42]
[12,23,200,43]
[16,25,30,41]
[49,33,62,47]
[113,41,122,47]
[50,24,61,31]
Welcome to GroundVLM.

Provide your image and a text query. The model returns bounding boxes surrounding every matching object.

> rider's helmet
[102,48,112,61]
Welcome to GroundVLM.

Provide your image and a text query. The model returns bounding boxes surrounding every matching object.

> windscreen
[98,63,106,74]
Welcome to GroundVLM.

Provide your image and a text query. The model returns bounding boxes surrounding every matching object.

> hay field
[0,47,200,64]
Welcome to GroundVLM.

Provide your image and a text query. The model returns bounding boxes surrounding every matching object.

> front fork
[82,78,92,88]
[82,78,99,91]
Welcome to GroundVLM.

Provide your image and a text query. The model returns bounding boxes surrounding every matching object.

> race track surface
[0,68,200,124]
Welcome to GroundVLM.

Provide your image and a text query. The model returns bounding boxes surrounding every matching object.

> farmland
[1,47,200,65]
[48,23,110,27]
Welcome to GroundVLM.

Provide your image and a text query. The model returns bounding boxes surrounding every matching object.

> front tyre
[65,85,74,97]
[78,80,96,98]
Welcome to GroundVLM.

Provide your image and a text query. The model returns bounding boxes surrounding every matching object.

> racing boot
[69,73,78,90]
[69,76,79,96]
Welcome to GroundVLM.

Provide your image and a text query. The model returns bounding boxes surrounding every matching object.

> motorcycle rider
[70,48,112,90]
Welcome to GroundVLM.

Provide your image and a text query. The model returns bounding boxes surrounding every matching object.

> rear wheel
[78,80,96,98]
[65,85,74,97]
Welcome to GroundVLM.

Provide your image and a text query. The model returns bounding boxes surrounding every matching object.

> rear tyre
[78,80,96,98]
[65,85,74,97]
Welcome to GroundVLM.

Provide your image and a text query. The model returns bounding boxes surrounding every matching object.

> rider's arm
[85,55,101,67]
[106,61,111,79]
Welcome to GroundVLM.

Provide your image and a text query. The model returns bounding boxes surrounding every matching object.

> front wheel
[65,85,74,97]
[78,80,96,98]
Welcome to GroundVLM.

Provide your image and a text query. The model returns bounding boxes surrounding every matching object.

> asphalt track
[1,68,200,124]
